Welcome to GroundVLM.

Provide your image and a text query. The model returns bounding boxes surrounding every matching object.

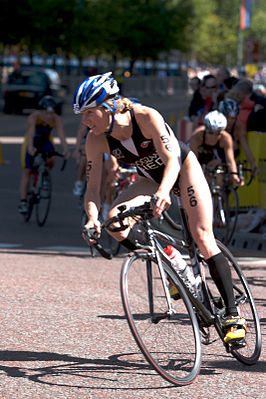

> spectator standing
[188,74,218,127]
[219,79,259,175]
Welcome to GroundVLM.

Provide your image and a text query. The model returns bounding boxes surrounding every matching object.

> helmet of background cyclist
[73,72,120,114]
[203,110,227,134]
[38,95,57,112]
[218,98,240,118]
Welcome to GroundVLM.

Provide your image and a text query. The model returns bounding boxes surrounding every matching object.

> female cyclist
[19,96,69,214]
[73,72,246,346]
[189,110,242,186]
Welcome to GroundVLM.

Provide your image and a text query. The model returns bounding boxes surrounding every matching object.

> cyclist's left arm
[222,132,242,185]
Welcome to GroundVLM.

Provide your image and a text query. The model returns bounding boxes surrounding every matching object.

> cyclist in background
[19,96,69,214]
[73,72,247,346]
[189,110,242,186]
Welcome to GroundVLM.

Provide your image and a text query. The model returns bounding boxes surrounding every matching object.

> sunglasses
[206,130,221,136]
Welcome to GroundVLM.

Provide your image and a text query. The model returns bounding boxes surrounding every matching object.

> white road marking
[0,137,76,145]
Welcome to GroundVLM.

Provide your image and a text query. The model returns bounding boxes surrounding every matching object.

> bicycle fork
[149,249,176,323]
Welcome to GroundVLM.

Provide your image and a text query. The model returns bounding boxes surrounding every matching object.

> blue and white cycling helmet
[204,110,227,133]
[218,98,239,118]
[73,72,119,114]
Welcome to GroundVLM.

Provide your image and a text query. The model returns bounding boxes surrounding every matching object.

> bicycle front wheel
[36,171,52,226]
[120,253,202,386]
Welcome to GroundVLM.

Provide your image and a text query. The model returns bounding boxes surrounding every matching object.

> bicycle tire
[120,252,202,386]
[206,240,261,365]
[36,171,52,227]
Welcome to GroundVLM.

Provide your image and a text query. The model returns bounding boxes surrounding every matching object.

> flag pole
[237,28,244,70]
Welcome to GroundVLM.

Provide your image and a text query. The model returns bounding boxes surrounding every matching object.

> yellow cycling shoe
[223,316,247,345]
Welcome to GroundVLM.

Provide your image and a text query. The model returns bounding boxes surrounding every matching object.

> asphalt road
[0,252,265,399]
[0,95,265,398]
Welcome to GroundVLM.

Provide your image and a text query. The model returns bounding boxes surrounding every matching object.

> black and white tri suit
[105,109,190,192]
[197,130,226,166]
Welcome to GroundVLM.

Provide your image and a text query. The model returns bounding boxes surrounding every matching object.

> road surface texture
[0,250,265,399]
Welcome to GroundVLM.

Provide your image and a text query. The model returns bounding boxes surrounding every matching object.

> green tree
[1,0,265,68]
[187,0,240,65]
[250,0,266,61]
[87,0,194,71]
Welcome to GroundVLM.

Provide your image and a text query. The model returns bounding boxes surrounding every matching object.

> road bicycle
[204,163,253,245]
[83,196,261,386]
[23,150,66,227]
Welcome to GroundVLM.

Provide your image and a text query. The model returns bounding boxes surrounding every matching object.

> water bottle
[163,245,196,291]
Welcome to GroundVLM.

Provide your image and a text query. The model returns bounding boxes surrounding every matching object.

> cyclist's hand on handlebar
[152,191,171,218]
[231,174,244,187]
[82,219,101,243]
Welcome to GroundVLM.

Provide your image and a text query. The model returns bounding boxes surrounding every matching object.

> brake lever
[82,227,98,241]
[82,227,112,260]
[150,194,157,208]
[150,194,164,223]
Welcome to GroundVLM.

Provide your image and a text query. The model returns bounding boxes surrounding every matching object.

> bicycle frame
[142,212,216,329]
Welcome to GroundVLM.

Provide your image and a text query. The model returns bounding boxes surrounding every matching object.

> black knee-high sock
[206,253,238,317]
[119,228,145,251]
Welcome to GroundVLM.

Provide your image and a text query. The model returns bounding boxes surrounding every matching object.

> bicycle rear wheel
[205,241,261,365]
[120,253,202,386]
[36,171,52,226]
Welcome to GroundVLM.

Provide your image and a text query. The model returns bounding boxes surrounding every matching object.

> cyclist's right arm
[83,132,110,237]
